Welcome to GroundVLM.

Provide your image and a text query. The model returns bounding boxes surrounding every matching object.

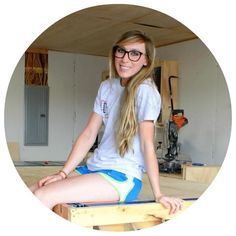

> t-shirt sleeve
[135,84,161,123]
[93,82,104,116]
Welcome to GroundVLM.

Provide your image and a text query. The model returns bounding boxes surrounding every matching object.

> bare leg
[33,173,119,209]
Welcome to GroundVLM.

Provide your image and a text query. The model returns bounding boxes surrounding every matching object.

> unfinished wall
[157,39,231,165]
[73,54,108,140]
[5,51,107,161]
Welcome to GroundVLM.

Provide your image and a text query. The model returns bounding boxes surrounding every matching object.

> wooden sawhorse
[54,200,194,231]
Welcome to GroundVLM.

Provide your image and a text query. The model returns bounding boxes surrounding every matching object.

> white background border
[0,1,235,235]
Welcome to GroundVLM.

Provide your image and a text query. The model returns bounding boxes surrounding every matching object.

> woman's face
[114,42,148,83]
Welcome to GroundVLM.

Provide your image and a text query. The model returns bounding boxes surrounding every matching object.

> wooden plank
[131,220,163,230]
[54,201,194,227]
[54,204,71,221]
[182,165,220,184]
[98,223,134,231]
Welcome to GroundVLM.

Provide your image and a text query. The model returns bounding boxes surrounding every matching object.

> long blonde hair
[109,30,156,156]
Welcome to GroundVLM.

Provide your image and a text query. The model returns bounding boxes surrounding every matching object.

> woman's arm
[62,112,103,175]
[139,120,183,214]
[139,121,162,198]
[38,112,102,186]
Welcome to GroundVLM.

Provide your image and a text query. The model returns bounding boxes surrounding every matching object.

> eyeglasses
[114,46,145,62]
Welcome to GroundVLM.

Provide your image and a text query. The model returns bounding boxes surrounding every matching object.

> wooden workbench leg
[53,204,70,221]
[131,219,163,230]
[97,223,134,231]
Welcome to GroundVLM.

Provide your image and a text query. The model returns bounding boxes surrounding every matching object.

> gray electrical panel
[24,85,49,146]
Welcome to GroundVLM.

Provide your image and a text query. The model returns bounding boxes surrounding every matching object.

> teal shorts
[75,165,142,202]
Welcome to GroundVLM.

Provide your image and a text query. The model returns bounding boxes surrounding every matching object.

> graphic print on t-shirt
[101,100,108,119]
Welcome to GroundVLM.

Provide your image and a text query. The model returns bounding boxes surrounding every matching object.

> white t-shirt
[86,78,161,180]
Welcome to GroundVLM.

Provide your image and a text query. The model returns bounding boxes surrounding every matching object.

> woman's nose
[121,52,130,62]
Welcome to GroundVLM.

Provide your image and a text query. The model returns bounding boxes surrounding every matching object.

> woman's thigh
[34,173,119,208]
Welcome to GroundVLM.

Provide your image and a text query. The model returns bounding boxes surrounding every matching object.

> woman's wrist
[155,193,164,202]
[57,170,68,179]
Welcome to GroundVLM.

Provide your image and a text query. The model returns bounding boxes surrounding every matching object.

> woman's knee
[29,183,39,193]
[34,188,55,208]
[34,188,46,201]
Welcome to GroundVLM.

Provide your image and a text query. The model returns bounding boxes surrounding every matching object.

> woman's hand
[157,195,184,215]
[38,172,65,187]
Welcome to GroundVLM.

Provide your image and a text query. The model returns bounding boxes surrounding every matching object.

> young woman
[30,30,183,214]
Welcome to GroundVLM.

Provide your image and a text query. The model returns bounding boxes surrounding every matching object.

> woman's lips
[119,65,130,71]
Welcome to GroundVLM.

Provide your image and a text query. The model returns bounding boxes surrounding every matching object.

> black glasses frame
[113,46,145,62]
